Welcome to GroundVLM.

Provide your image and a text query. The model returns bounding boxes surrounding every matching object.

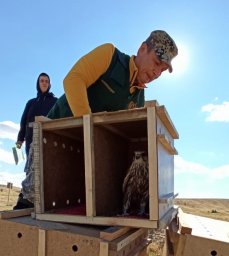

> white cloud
[210,165,229,180]
[201,101,229,122]
[0,171,23,188]
[0,121,19,140]
[175,155,229,180]
[174,155,209,175]
[175,156,229,198]
[0,148,15,164]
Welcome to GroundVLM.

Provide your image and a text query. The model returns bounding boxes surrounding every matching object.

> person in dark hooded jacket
[16,72,57,157]
[13,73,58,210]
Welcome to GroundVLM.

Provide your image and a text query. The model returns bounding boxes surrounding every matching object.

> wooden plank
[181,234,229,256]
[33,122,44,214]
[156,106,179,139]
[179,211,229,242]
[157,134,178,155]
[110,228,147,252]
[38,229,46,256]
[93,108,147,124]
[175,234,187,256]
[0,208,34,219]
[128,239,149,256]
[178,209,192,235]
[35,116,51,122]
[35,214,159,229]
[100,226,132,241]
[144,100,159,107]
[147,107,158,221]
[41,117,83,130]
[0,218,39,256]
[83,114,96,217]
[99,241,109,256]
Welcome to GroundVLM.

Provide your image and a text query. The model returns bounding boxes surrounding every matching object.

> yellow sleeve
[63,43,115,117]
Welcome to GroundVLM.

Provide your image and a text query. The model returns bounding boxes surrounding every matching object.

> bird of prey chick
[122,151,149,216]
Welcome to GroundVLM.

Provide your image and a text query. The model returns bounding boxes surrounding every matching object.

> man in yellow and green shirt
[48,30,178,119]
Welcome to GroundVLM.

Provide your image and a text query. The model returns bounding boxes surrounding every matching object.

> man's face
[39,75,50,93]
[135,43,169,85]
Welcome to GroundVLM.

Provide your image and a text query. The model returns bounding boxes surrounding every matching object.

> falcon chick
[122,151,149,216]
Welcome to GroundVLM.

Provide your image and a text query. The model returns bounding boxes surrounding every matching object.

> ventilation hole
[77,148,80,153]
[17,232,22,238]
[54,141,58,147]
[43,138,47,144]
[70,146,73,151]
[52,201,56,207]
[66,200,70,205]
[62,143,66,149]
[77,198,81,204]
[72,245,78,252]
[211,251,217,256]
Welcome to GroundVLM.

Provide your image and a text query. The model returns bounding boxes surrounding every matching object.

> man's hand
[16,141,23,149]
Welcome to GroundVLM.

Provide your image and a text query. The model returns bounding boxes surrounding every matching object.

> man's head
[135,30,178,85]
[37,72,51,94]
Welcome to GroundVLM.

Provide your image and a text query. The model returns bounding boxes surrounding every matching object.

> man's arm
[64,43,115,117]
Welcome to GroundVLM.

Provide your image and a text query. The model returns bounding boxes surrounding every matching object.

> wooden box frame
[0,215,147,256]
[34,102,179,229]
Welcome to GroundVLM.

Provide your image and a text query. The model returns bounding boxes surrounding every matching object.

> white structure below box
[33,100,179,229]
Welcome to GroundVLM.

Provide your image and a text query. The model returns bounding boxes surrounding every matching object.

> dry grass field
[174,198,229,222]
[1,184,228,256]
[0,184,21,211]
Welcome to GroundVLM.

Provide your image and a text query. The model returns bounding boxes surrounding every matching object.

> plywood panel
[94,126,128,216]
[43,131,85,211]
[46,229,101,256]
[0,219,38,256]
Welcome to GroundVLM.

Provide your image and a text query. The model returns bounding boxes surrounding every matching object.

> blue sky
[0,0,228,198]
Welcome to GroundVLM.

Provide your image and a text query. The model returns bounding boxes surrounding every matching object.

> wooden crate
[0,213,147,256]
[34,102,179,229]
[167,209,229,256]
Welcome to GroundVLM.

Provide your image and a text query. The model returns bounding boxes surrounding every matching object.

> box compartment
[34,105,179,228]
[93,120,148,216]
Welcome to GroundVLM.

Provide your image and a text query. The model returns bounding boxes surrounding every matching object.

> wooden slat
[35,116,51,122]
[144,100,159,107]
[38,229,46,256]
[33,122,44,214]
[41,117,83,130]
[178,209,192,235]
[110,228,147,252]
[93,108,147,124]
[0,208,34,219]
[100,226,131,241]
[156,106,179,139]
[99,242,109,256]
[35,213,159,229]
[147,107,158,221]
[157,134,178,155]
[83,114,96,217]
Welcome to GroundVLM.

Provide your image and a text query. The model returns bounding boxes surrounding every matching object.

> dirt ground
[0,185,228,256]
